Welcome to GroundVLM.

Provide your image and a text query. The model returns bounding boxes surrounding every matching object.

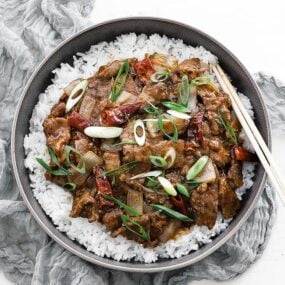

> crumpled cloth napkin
[0,1,282,284]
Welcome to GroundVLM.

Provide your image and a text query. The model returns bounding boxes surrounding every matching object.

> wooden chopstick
[211,64,285,206]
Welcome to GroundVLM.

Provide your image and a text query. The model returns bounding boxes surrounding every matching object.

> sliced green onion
[158,176,177,196]
[157,114,178,141]
[151,204,193,222]
[186,155,209,180]
[146,177,160,188]
[48,146,61,167]
[134,119,146,146]
[121,214,148,240]
[111,140,137,147]
[162,101,190,113]
[63,182,77,192]
[191,76,211,86]
[99,161,137,177]
[143,102,160,115]
[65,145,86,174]
[150,70,169,83]
[176,183,190,198]
[130,170,162,180]
[187,180,201,190]
[109,60,130,102]
[149,155,168,168]
[178,75,190,106]
[164,147,176,169]
[84,126,123,139]
[36,158,71,176]
[167,110,191,120]
[102,195,140,217]
[66,80,88,113]
[217,109,238,145]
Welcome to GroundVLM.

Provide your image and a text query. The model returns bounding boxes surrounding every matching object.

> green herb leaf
[109,60,130,102]
[149,155,168,168]
[143,101,160,115]
[111,140,137,148]
[65,145,86,174]
[150,70,169,83]
[99,161,137,177]
[151,204,193,222]
[191,76,211,86]
[121,214,148,240]
[145,177,160,188]
[178,75,190,106]
[157,114,178,141]
[63,182,77,192]
[186,156,209,180]
[217,109,238,145]
[176,183,190,197]
[162,101,191,113]
[102,195,140,217]
[36,158,71,176]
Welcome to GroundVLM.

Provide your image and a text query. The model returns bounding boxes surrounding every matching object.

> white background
[1,0,285,284]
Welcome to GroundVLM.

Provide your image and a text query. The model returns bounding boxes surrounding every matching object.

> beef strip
[102,208,123,231]
[43,117,71,161]
[218,176,240,219]
[190,183,218,229]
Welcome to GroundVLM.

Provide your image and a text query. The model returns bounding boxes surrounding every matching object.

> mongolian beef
[37,53,254,247]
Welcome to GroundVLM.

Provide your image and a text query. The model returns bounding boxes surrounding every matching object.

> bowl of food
[11,17,270,272]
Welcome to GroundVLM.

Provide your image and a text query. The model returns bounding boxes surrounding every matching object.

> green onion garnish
[63,182,77,192]
[65,145,86,174]
[109,60,130,102]
[102,195,140,217]
[149,155,168,168]
[191,76,211,86]
[217,109,238,145]
[36,158,71,176]
[121,214,148,240]
[36,146,71,176]
[99,161,137,177]
[186,156,209,181]
[162,101,190,113]
[146,177,160,188]
[111,140,137,148]
[176,183,190,198]
[151,204,193,222]
[150,70,169,83]
[157,114,178,141]
[143,102,160,115]
[178,75,190,107]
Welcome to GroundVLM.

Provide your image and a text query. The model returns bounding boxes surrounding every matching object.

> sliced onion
[164,147,176,169]
[66,80,88,113]
[158,177,177,196]
[134,119,145,146]
[83,151,103,170]
[127,190,143,215]
[116,90,137,104]
[130,170,162,180]
[64,79,81,95]
[195,159,216,183]
[187,85,197,112]
[167,110,191,120]
[84,126,123,138]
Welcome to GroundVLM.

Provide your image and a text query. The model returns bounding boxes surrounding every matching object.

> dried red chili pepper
[101,102,141,126]
[170,195,189,216]
[94,167,114,208]
[68,111,91,132]
[233,146,256,161]
[133,58,155,84]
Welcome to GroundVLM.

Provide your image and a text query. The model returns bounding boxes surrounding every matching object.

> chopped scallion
[150,70,169,83]
[121,214,148,240]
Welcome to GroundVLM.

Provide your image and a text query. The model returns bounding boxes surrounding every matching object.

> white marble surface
[1,0,285,284]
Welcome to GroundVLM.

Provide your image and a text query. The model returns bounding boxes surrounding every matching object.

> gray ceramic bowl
[11,17,270,272]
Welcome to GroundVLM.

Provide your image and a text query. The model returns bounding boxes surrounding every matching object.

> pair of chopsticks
[211,64,285,206]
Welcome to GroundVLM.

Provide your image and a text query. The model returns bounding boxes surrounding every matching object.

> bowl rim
[11,16,270,272]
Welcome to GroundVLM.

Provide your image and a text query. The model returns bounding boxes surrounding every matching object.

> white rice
[24,33,255,263]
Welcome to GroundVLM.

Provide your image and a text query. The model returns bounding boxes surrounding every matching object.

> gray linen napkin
[0,1,280,284]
